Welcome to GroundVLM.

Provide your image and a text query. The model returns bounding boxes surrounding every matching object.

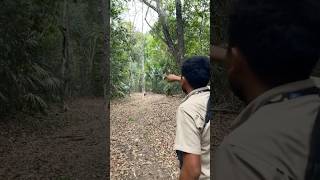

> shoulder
[241,95,319,135]
[214,141,290,180]
[223,96,320,179]
[180,92,210,112]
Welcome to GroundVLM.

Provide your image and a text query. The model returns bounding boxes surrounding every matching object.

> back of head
[229,0,320,87]
[181,56,210,89]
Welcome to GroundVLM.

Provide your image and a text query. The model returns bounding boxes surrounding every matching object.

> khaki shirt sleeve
[213,143,292,180]
[174,106,201,155]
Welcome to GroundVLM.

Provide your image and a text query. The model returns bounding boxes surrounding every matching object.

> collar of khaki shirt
[181,86,210,103]
[232,78,319,130]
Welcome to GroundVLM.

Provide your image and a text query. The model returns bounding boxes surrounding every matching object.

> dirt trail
[111,93,182,180]
[0,97,107,179]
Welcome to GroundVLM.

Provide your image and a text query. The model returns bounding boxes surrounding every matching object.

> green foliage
[183,0,210,56]
[144,34,180,94]
[0,0,113,115]
[110,20,135,98]
[67,1,103,96]
[0,0,212,116]
[110,0,210,97]
[0,0,61,115]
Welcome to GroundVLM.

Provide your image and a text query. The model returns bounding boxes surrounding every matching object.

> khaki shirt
[213,79,320,180]
[174,86,210,180]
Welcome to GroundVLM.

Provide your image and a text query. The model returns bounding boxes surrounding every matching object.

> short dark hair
[181,56,210,89]
[229,0,320,86]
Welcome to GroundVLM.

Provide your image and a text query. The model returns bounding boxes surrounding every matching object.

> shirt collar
[181,86,210,103]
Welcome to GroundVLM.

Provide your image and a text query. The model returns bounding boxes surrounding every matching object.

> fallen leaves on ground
[111,93,182,180]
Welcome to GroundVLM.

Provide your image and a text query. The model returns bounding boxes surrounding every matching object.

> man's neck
[185,86,194,95]
[243,77,270,103]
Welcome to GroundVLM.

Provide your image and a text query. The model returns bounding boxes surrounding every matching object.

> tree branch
[141,0,179,65]
[140,0,158,13]
[144,7,166,43]
[144,7,153,29]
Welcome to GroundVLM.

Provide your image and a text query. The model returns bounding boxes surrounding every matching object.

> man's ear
[180,76,186,85]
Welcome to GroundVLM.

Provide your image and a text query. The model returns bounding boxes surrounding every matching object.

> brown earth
[0,93,238,180]
[110,93,238,180]
[0,97,108,179]
[110,93,182,180]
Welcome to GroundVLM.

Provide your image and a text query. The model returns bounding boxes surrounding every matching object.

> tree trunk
[141,4,146,94]
[100,0,110,177]
[61,0,71,108]
[100,0,110,105]
[88,37,97,94]
[175,0,185,66]
[142,0,184,68]
[210,0,231,103]
[141,50,146,94]
[210,0,232,170]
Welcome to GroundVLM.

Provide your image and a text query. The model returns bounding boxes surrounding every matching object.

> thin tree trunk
[141,51,146,94]
[100,0,110,178]
[176,0,185,66]
[61,0,71,109]
[100,0,110,106]
[88,37,97,94]
[210,0,230,100]
[141,3,146,94]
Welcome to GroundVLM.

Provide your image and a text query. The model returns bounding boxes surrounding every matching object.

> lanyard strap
[261,86,320,180]
[265,87,320,106]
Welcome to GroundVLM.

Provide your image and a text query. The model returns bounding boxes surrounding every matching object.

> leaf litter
[111,93,182,180]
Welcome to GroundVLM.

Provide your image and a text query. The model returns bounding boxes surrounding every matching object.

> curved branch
[141,0,179,65]
[144,7,153,29]
[140,0,158,13]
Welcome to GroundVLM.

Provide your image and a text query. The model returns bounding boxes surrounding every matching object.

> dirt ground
[0,93,238,180]
[110,93,182,180]
[0,97,108,179]
[110,93,238,180]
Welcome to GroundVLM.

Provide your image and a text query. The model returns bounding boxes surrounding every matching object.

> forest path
[111,93,182,180]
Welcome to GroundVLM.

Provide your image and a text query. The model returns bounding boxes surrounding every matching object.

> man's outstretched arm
[165,74,181,82]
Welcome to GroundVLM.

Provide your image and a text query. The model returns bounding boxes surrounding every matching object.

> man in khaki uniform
[211,0,320,179]
[166,56,210,180]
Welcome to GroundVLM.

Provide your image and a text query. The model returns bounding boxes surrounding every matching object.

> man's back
[175,87,210,179]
